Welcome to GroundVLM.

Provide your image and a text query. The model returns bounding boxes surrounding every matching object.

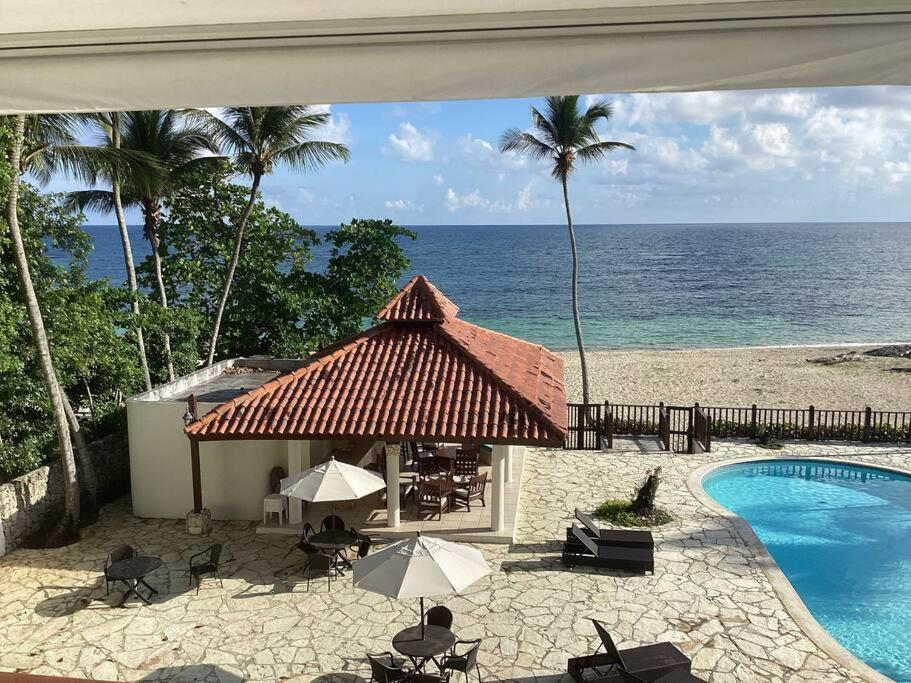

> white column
[491,445,507,532]
[505,445,514,483]
[385,444,400,528]
[287,440,310,525]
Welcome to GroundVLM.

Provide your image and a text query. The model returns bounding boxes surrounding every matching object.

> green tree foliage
[0,182,141,479]
[147,164,415,359]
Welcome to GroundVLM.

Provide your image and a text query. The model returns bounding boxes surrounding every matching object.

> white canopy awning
[2,0,910,113]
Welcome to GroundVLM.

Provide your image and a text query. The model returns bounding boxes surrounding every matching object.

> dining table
[106,555,162,607]
[392,624,456,672]
[309,528,357,574]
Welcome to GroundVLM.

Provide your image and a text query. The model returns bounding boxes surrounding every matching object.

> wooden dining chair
[418,479,451,520]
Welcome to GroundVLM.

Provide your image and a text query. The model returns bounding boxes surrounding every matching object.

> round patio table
[393,624,456,672]
[310,529,357,574]
[106,555,162,607]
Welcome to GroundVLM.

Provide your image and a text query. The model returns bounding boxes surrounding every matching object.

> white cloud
[444,183,550,213]
[385,122,435,162]
[458,134,528,171]
[302,104,353,145]
[432,174,445,186]
[384,198,423,212]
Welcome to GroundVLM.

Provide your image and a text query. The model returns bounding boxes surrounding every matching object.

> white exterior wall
[128,398,293,520]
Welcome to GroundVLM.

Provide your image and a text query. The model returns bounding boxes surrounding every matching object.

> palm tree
[5,115,80,540]
[500,96,634,404]
[72,112,161,391]
[67,110,218,382]
[201,106,350,366]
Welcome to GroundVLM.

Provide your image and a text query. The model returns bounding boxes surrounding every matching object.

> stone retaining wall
[0,432,129,555]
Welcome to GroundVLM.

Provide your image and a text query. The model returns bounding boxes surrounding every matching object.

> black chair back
[108,544,135,566]
[309,553,333,571]
[367,652,403,683]
[269,466,287,494]
[208,543,223,568]
[357,539,372,558]
[426,605,453,629]
[321,515,346,532]
[303,522,315,539]
[460,639,481,669]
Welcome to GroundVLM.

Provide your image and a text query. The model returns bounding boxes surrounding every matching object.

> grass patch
[592,498,674,528]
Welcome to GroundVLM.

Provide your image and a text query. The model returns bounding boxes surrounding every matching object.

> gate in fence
[565,400,911,451]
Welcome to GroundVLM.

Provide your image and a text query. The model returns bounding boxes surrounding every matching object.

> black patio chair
[321,514,346,532]
[283,523,316,558]
[356,538,372,559]
[367,651,410,683]
[306,553,335,592]
[426,605,454,629]
[189,543,223,595]
[103,544,136,595]
[440,639,482,683]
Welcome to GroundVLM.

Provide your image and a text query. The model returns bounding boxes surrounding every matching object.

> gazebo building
[128,276,567,543]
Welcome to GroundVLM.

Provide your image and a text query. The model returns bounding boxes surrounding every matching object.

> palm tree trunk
[206,173,261,366]
[6,115,80,540]
[561,176,591,404]
[143,199,175,382]
[112,114,152,391]
[62,387,98,514]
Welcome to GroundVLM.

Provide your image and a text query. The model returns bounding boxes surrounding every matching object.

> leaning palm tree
[71,112,162,391]
[201,106,350,366]
[67,110,218,381]
[500,96,634,404]
[5,115,80,540]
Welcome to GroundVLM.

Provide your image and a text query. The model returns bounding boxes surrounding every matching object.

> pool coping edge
[687,455,901,683]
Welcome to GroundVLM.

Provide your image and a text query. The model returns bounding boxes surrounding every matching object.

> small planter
[186,508,212,535]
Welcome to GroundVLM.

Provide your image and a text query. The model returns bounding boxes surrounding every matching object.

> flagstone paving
[0,439,909,682]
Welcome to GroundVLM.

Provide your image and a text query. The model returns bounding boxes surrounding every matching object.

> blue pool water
[703,459,911,681]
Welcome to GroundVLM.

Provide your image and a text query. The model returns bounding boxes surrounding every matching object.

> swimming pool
[703,459,911,682]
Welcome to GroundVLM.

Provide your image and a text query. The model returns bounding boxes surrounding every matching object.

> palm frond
[498,129,554,161]
[576,140,636,164]
[63,189,118,215]
[274,141,350,172]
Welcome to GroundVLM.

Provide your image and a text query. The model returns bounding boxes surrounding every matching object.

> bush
[592,499,674,527]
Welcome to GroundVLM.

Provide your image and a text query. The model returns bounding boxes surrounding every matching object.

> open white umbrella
[280,456,386,527]
[353,532,490,637]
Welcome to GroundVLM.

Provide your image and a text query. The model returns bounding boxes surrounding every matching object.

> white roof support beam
[1,0,910,113]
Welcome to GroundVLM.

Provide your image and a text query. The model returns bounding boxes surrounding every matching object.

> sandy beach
[559,344,910,410]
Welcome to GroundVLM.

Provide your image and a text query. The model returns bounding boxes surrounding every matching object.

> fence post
[750,404,757,438]
[595,403,603,450]
[863,406,872,442]
[808,405,815,440]
[687,405,695,454]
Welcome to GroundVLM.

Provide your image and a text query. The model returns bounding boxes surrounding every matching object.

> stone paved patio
[1,439,909,682]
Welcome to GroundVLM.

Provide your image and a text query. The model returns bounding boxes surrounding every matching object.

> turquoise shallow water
[69,222,911,350]
[703,459,911,681]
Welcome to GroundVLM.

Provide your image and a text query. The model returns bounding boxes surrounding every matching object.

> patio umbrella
[353,532,490,637]
[280,456,386,527]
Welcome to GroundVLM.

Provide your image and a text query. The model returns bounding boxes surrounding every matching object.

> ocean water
[703,460,911,681]
[67,222,911,351]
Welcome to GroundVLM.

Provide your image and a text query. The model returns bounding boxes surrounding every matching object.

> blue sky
[51,85,911,226]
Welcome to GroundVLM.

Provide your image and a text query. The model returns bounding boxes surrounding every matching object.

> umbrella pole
[420,596,425,639]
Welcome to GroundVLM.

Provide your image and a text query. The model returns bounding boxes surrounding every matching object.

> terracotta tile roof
[377,275,459,322]
[186,276,567,446]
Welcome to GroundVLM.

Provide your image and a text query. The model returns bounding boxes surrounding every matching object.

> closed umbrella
[353,532,490,637]
[280,456,386,527]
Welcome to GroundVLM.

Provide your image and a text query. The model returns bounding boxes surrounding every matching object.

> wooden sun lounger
[567,620,694,683]
[561,508,655,573]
